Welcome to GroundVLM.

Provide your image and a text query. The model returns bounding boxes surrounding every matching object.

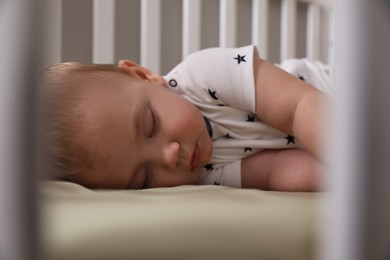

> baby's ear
[118,60,165,86]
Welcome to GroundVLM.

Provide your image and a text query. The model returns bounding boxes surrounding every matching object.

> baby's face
[74,73,213,189]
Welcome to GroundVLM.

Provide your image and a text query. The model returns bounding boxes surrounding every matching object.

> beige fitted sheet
[41,181,324,260]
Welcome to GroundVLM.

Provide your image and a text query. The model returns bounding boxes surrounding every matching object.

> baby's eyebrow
[125,100,143,143]
[125,166,143,190]
[131,104,142,138]
[124,172,135,189]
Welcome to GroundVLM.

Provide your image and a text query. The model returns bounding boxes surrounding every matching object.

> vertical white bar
[93,0,115,63]
[306,4,321,61]
[43,0,62,65]
[0,0,37,259]
[328,9,336,66]
[141,0,161,74]
[219,0,237,48]
[182,0,202,59]
[322,0,363,260]
[251,0,268,59]
[280,0,297,61]
[322,1,390,260]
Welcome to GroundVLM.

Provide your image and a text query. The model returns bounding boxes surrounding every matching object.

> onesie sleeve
[179,45,257,113]
[197,160,242,188]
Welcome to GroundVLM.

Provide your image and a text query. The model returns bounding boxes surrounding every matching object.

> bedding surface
[41,181,324,260]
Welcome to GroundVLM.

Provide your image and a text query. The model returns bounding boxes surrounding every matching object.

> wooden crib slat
[306,3,321,61]
[93,0,115,63]
[141,0,161,74]
[43,0,62,65]
[219,0,237,48]
[252,0,269,59]
[182,0,201,59]
[281,0,297,61]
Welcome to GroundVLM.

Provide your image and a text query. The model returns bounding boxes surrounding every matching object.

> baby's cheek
[153,169,197,187]
[181,107,204,129]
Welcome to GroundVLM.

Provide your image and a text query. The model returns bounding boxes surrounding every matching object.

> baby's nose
[161,142,180,170]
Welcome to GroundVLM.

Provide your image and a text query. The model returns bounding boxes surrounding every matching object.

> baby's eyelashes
[149,108,158,137]
[143,107,158,138]
[140,165,153,189]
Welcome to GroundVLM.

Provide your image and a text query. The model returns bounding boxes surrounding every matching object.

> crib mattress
[41,181,324,260]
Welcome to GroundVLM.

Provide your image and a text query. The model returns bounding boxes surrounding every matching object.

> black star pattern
[214,181,220,185]
[205,164,214,171]
[208,89,219,100]
[298,74,306,81]
[246,114,255,122]
[169,79,177,87]
[244,147,252,152]
[234,54,246,64]
[285,135,295,145]
[224,133,232,139]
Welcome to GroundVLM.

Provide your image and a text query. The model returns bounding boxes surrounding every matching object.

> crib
[43,0,335,72]
[41,0,335,259]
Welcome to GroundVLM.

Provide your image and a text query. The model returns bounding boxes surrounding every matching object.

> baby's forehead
[86,70,127,84]
[77,71,130,93]
[78,73,142,108]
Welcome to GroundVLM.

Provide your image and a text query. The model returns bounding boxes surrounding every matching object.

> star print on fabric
[244,147,252,152]
[208,89,219,100]
[214,181,220,185]
[224,133,232,139]
[205,164,214,171]
[246,114,255,122]
[234,54,246,64]
[169,79,177,87]
[298,74,306,81]
[285,135,295,145]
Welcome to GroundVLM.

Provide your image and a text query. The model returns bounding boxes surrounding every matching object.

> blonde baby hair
[43,62,123,181]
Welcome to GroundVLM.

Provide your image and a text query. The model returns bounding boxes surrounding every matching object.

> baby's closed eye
[143,107,158,138]
[140,164,154,189]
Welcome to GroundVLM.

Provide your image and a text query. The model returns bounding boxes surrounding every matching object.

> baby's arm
[252,50,330,161]
[241,149,325,191]
[241,50,331,191]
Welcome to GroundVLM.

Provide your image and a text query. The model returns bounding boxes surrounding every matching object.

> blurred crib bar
[252,0,269,60]
[43,0,335,74]
[280,0,297,60]
[182,0,202,59]
[93,0,115,64]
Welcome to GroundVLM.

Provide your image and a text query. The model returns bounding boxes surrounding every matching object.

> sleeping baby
[43,45,333,191]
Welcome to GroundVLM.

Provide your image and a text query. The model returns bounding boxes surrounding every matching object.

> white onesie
[163,45,334,188]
